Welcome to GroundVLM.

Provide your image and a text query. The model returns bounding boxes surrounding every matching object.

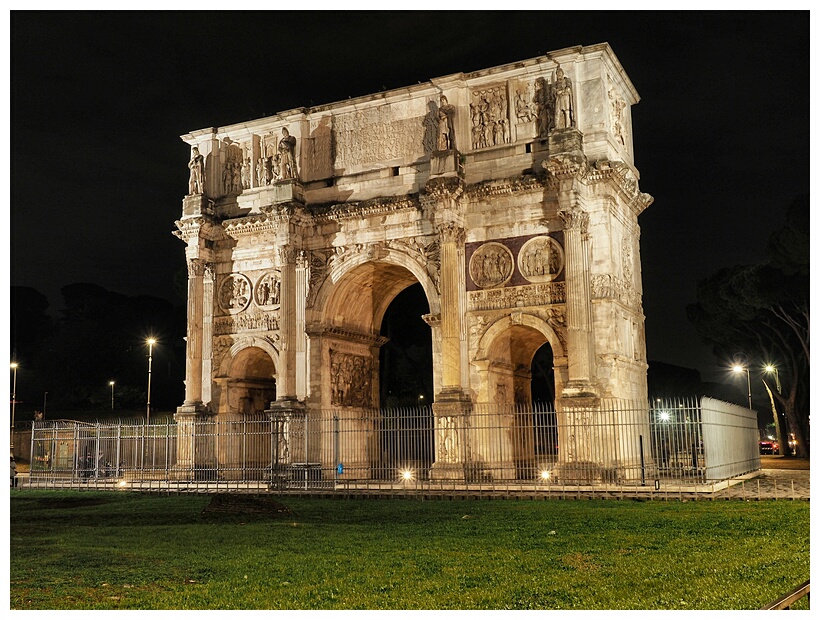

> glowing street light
[764,364,781,394]
[10,362,18,454]
[146,338,156,425]
[732,364,752,410]
[109,381,115,410]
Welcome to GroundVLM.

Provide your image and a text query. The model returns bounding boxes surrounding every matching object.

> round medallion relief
[469,242,514,289]
[254,270,281,308]
[217,273,252,314]
[517,236,564,283]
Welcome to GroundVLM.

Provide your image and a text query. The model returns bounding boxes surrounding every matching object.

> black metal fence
[22,397,760,493]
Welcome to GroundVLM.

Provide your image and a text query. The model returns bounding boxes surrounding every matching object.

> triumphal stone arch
[174,43,653,483]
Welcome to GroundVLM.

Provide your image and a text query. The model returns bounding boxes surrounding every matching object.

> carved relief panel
[607,74,630,152]
[469,85,510,150]
[254,270,281,308]
[219,138,245,196]
[329,350,373,408]
[469,242,514,289]
[333,99,431,169]
[517,236,565,283]
[466,233,565,292]
[218,273,252,314]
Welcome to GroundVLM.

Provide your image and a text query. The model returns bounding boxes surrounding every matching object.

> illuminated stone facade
[174,43,653,481]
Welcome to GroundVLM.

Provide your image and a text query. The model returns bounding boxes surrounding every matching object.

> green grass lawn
[9,490,809,610]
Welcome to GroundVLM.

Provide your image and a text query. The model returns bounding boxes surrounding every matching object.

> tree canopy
[687,195,809,456]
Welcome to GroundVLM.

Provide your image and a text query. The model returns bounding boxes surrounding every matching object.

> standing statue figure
[241,158,251,189]
[188,147,205,195]
[277,127,297,180]
[436,95,456,151]
[533,77,553,137]
[553,67,574,129]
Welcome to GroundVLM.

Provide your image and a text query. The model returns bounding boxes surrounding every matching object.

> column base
[550,460,620,485]
[173,404,216,479]
[430,462,465,481]
[174,402,211,419]
[560,382,599,401]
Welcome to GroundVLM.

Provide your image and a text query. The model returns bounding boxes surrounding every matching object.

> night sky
[9,11,809,384]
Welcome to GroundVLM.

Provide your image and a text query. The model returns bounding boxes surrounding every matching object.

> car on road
[759,440,779,454]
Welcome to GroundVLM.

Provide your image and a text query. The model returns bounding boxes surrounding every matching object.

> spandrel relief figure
[187,147,205,195]
[553,67,574,129]
[277,127,297,180]
[436,95,456,151]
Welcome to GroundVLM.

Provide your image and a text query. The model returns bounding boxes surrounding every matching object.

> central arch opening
[318,262,436,480]
[379,283,433,407]
[377,282,434,478]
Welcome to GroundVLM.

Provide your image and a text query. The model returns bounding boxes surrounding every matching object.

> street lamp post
[732,363,752,410]
[146,339,156,425]
[109,381,115,410]
[10,362,18,455]
[763,364,785,455]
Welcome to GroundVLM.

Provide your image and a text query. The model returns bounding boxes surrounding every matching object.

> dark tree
[687,195,809,456]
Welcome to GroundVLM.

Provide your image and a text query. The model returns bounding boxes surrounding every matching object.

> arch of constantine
[174,43,654,484]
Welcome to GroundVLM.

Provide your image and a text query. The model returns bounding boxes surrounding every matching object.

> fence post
[29,421,36,484]
[116,422,121,479]
[334,414,340,483]
[639,434,646,486]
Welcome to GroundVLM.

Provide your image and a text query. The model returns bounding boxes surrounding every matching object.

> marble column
[558,207,597,398]
[276,245,298,402]
[183,258,206,406]
[438,222,467,392]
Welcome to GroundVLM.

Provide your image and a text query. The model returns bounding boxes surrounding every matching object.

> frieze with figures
[213,312,281,336]
[329,350,373,408]
[590,274,641,308]
[468,281,566,312]
[470,85,510,150]
[219,138,246,196]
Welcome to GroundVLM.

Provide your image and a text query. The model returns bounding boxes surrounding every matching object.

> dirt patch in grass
[201,494,294,518]
[35,497,111,509]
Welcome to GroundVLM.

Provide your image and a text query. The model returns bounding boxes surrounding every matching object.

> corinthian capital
[558,208,589,233]
[187,257,207,277]
[437,222,466,245]
[277,245,297,266]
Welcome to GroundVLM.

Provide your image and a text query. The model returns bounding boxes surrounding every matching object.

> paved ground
[714,458,810,500]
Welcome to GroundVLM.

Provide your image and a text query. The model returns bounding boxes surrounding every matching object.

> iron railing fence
[25,397,760,492]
